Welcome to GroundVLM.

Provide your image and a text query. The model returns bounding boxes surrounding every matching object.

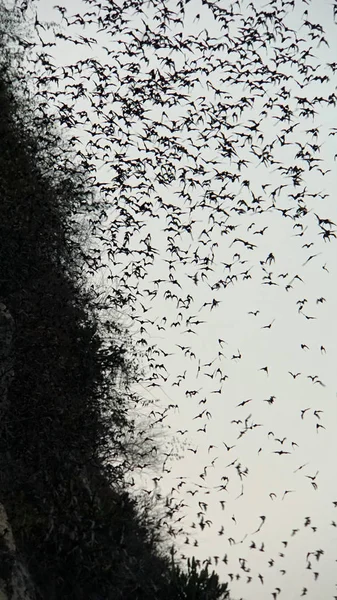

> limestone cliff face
[0,303,36,600]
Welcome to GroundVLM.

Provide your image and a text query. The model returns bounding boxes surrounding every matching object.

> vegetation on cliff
[0,4,229,599]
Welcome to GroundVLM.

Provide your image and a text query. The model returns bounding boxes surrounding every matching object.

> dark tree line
[0,3,230,599]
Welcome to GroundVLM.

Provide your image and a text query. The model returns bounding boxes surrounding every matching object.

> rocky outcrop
[0,303,36,600]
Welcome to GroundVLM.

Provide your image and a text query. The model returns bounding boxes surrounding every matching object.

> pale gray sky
[15,0,337,598]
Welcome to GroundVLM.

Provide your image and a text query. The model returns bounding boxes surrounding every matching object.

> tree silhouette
[0,2,234,598]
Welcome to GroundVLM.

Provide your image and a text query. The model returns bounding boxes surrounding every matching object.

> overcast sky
[16,0,337,598]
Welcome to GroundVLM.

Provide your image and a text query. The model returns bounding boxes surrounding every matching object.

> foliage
[169,556,230,600]
[0,3,231,600]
